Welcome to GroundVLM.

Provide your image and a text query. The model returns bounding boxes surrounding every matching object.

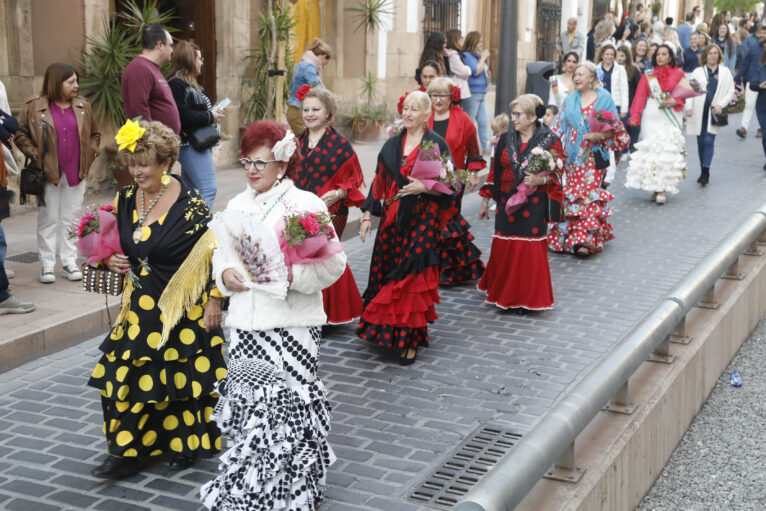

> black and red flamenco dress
[429,106,486,286]
[478,136,564,311]
[296,126,365,325]
[357,132,453,352]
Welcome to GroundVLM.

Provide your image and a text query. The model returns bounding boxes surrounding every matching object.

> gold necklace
[132,182,169,244]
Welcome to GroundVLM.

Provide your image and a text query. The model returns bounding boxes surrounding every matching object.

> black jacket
[168,77,214,145]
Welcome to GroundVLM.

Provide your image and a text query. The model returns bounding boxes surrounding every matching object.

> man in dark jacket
[735,24,766,138]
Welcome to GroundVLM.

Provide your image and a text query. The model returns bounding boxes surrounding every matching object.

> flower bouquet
[386,119,403,138]
[209,211,290,299]
[277,212,344,279]
[671,77,706,101]
[577,110,620,162]
[68,204,139,293]
[505,148,563,215]
[728,83,746,114]
[385,140,466,203]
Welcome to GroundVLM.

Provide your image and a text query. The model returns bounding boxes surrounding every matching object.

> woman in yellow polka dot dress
[88,120,227,478]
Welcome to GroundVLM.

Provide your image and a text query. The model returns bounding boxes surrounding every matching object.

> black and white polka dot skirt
[200,327,335,511]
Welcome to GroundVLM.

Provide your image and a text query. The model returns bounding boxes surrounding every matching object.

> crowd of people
[1,5,766,509]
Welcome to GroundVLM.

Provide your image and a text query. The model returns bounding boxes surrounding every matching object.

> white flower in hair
[272,130,297,162]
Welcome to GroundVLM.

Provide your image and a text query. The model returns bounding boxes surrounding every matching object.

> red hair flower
[451,86,462,103]
[397,92,409,115]
[296,85,313,102]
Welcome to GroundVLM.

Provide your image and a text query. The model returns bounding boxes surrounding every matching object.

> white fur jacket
[211,179,347,331]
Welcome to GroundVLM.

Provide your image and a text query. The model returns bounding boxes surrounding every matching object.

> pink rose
[557,158,564,169]
[99,204,115,212]
[299,215,321,236]
[531,147,543,155]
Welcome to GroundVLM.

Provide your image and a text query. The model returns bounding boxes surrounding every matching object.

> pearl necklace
[133,183,169,244]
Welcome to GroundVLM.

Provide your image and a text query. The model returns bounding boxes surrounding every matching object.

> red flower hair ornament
[451,86,462,104]
[397,92,410,115]
[296,85,313,102]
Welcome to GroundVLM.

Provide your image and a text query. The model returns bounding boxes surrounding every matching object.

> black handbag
[710,108,728,127]
[186,124,221,151]
[19,120,47,206]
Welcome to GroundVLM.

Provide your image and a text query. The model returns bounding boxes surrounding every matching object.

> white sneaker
[6,269,15,279]
[40,268,56,284]
[0,295,35,314]
[62,265,82,281]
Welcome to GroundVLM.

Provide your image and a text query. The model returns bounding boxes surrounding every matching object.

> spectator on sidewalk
[0,108,34,315]
[735,24,766,139]
[683,33,703,72]
[462,31,492,152]
[14,63,100,284]
[287,38,332,135]
[89,120,226,479]
[692,5,703,30]
[557,17,586,61]
[168,40,224,209]
[121,24,180,134]
[633,38,652,73]
[678,12,695,50]
[445,29,472,100]
[0,79,19,181]
[749,46,766,167]
[419,31,450,76]
[712,22,738,72]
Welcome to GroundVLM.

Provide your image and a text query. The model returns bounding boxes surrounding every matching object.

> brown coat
[14,95,101,185]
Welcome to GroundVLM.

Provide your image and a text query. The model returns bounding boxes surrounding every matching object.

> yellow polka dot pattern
[138,295,155,310]
[146,332,161,349]
[179,329,195,345]
[139,375,153,391]
[187,305,203,321]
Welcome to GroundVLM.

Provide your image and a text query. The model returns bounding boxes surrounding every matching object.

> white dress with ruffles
[624,99,687,194]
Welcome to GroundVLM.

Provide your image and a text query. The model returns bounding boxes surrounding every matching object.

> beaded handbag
[81,264,125,296]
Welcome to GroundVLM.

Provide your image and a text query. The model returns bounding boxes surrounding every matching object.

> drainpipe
[495,0,518,116]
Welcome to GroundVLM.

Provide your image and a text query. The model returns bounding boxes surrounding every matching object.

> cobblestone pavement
[637,318,766,511]
[1,121,766,510]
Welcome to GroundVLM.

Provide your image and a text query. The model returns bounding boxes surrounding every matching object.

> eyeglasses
[429,93,450,99]
[239,158,279,171]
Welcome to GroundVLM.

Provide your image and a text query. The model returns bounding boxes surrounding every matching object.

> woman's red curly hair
[240,120,303,179]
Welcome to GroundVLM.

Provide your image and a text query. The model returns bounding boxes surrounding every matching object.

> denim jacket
[463,52,488,94]
[288,61,321,107]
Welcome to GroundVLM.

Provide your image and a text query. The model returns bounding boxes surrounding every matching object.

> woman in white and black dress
[201,120,346,510]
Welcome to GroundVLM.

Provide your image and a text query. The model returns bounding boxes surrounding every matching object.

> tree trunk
[704,0,714,24]
[265,0,277,120]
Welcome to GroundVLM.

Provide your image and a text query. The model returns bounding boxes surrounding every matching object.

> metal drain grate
[6,251,39,263]
[408,424,523,509]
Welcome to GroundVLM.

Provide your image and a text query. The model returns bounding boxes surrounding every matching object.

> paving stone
[0,479,56,497]
[93,498,151,511]
[4,498,60,511]
[48,490,99,508]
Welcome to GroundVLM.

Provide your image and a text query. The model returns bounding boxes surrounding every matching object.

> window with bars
[536,0,562,62]
[423,0,461,43]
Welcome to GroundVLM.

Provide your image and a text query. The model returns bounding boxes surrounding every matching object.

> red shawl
[427,105,486,172]
[629,65,686,125]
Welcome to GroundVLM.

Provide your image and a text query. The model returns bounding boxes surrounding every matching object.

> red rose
[397,92,409,115]
[451,86,461,103]
[296,85,313,102]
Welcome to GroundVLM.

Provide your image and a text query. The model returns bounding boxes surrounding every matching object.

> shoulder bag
[19,120,47,206]
[184,86,221,151]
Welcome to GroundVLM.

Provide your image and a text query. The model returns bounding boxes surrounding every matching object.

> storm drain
[6,251,38,263]
[408,424,523,509]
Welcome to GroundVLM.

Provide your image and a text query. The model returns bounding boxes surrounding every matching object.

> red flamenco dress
[357,130,453,352]
[478,125,564,310]
[296,126,365,324]
[428,105,486,286]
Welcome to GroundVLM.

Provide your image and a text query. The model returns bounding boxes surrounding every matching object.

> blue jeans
[462,93,489,152]
[179,145,217,209]
[757,109,766,158]
[0,222,9,303]
[696,127,716,168]
[620,113,640,152]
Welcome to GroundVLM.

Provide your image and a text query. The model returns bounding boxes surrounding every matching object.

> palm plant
[78,0,175,128]
[242,3,296,122]
[346,0,394,76]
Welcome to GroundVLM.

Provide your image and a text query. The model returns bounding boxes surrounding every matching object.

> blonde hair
[308,38,333,59]
[594,20,615,45]
[302,87,338,120]
[509,94,543,118]
[575,62,602,89]
[403,90,432,114]
[119,121,180,169]
[491,113,509,133]
[426,76,455,96]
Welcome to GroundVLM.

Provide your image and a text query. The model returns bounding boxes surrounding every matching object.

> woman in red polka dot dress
[425,77,486,286]
[358,91,454,365]
[478,95,564,312]
[294,87,365,325]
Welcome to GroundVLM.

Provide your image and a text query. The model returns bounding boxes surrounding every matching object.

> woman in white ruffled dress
[200,120,346,510]
[625,43,688,205]
[548,51,579,108]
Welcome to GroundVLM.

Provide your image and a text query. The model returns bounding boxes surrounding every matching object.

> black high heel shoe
[399,347,417,366]
[168,453,197,470]
[91,455,141,479]
[697,167,709,186]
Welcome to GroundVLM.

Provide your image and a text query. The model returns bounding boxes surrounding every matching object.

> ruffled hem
[547,220,614,254]
[322,264,363,325]
[362,267,440,328]
[356,320,431,351]
[625,127,686,194]
[439,214,485,285]
[200,357,333,511]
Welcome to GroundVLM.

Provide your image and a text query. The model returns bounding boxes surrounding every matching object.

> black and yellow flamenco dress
[87,180,227,459]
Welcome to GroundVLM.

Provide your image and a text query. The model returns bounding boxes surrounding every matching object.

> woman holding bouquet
[295,86,365,324]
[358,91,454,365]
[426,77,486,285]
[686,44,735,186]
[88,120,226,478]
[548,62,630,257]
[201,121,346,510]
[625,44,687,204]
[478,94,564,311]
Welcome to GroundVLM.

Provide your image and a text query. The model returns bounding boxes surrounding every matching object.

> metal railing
[456,204,766,511]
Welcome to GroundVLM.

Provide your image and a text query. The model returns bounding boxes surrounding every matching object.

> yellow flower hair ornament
[114,118,146,152]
